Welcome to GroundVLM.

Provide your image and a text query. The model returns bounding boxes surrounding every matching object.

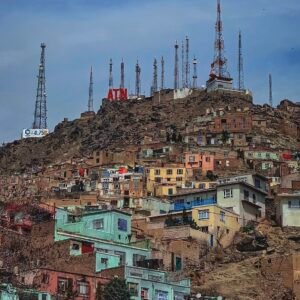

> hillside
[0,90,298,174]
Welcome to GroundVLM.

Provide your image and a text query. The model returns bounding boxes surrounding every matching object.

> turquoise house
[102,266,191,300]
[55,208,151,270]
[245,150,280,161]
[0,283,51,300]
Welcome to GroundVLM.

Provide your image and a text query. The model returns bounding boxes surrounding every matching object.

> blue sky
[0,0,300,143]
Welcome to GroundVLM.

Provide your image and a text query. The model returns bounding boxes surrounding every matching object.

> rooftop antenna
[185,35,190,88]
[161,56,165,90]
[192,57,197,89]
[174,41,179,89]
[209,0,231,80]
[135,60,141,97]
[269,73,273,107]
[238,30,244,90]
[33,43,47,129]
[109,58,113,89]
[88,66,94,112]
[120,59,125,89]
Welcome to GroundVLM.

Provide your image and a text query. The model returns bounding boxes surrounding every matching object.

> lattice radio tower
[161,56,165,90]
[109,58,113,89]
[209,0,231,80]
[269,74,273,107]
[192,57,198,89]
[151,58,158,95]
[238,30,244,90]
[135,60,141,97]
[174,41,179,89]
[88,66,94,112]
[185,36,190,88]
[33,43,47,129]
[181,41,185,88]
[120,59,125,89]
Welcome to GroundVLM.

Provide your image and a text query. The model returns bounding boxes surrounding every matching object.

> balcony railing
[173,197,216,211]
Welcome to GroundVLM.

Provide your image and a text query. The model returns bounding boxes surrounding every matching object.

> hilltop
[0,90,299,174]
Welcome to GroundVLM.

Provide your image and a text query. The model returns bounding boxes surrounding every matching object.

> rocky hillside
[0,90,298,174]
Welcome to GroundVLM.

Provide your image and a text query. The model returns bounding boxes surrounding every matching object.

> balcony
[173,197,216,211]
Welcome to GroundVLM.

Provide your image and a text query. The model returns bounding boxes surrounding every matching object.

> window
[41,273,49,284]
[128,282,138,296]
[177,169,183,175]
[199,183,205,189]
[226,229,230,234]
[200,226,209,233]
[58,278,72,293]
[115,251,126,265]
[77,281,89,296]
[205,157,211,162]
[71,243,80,251]
[198,210,209,220]
[155,290,168,300]
[155,169,161,175]
[254,178,261,188]
[244,190,249,201]
[266,153,270,159]
[118,218,128,231]
[176,177,183,181]
[224,188,233,198]
[96,158,100,164]
[42,294,47,300]
[133,254,146,266]
[253,194,257,204]
[288,200,300,208]
[220,211,225,223]
[92,219,104,230]
[155,177,161,183]
[189,156,195,162]
[166,169,173,175]
[100,257,108,267]
[141,288,149,299]
[168,188,173,195]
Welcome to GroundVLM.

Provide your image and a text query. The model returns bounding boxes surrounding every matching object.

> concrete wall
[276,196,300,227]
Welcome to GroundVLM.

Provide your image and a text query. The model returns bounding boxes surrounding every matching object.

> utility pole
[33,43,47,129]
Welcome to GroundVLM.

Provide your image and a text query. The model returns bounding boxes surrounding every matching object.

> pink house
[20,267,109,299]
[184,153,214,174]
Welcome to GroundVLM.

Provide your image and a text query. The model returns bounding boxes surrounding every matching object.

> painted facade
[276,193,300,227]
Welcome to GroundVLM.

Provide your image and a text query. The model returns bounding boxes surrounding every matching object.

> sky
[0,0,300,143]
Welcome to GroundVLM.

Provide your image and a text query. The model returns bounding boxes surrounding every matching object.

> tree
[103,278,131,300]
[221,130,230,144]
[96,284,104,300]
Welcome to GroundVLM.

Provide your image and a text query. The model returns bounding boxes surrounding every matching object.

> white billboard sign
[22,128,49,139]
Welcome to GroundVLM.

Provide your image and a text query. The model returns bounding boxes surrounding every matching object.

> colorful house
[276,193,300,227]
[146,166,186,196]
[184,152,214,175]
[101,265,190,300]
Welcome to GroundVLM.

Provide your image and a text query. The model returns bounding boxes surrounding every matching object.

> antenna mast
[238,30,244,90]
[161,56,164,90]
[185,36,190,88]
[192,57,197,89]
[33,43,47,129]
[174,41,179,89]
[109,58,113,89]
[151,58,158,96]
[269,74,273,107]
[210,0,230,80]
[88,66,94,112]
[135,60,141,97]
[120,59,125,89]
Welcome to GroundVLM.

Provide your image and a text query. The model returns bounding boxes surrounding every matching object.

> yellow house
[192,204,240,248]
[146,166,186,196]
[154,183,177,197]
